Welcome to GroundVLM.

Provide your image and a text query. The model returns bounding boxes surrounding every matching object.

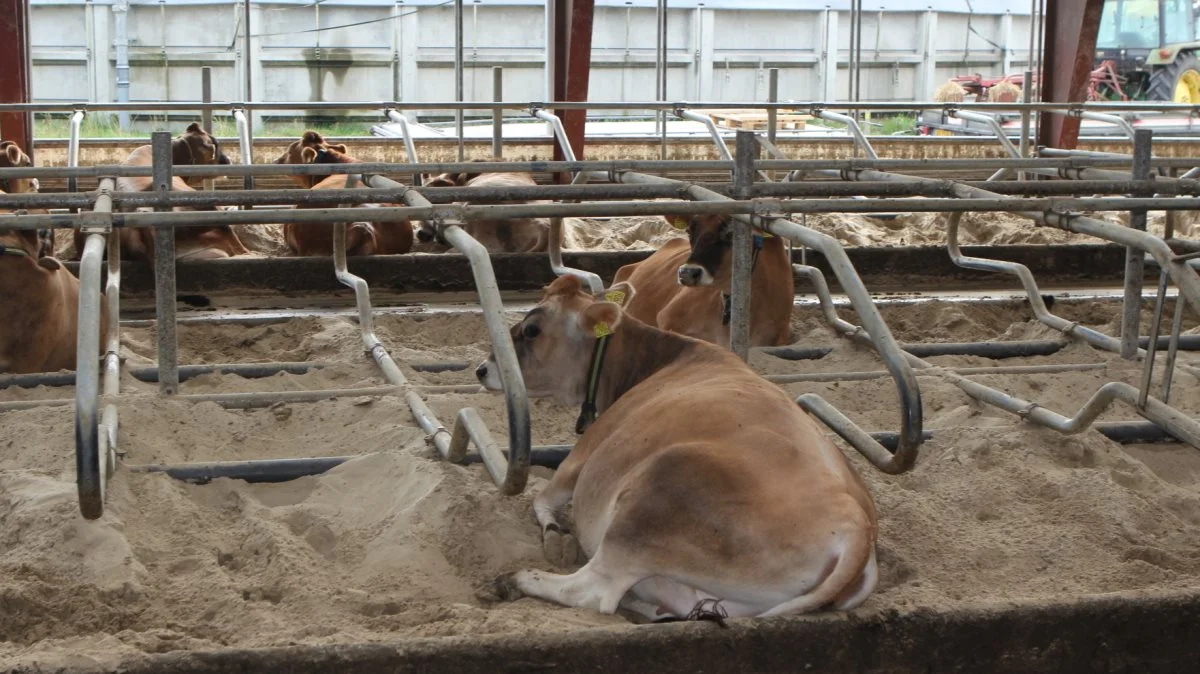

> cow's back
[460,172,549,252]
[0,253,102,373]
[612,239,691,325]
[569,348,873,558]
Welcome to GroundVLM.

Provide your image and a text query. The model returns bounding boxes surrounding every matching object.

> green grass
[807,113,917,135]
[33,114,375,140]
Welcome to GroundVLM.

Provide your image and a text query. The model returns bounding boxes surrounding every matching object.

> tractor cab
[1097,0,1200,101]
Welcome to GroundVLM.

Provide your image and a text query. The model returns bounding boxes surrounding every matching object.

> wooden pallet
[706,109,812,130]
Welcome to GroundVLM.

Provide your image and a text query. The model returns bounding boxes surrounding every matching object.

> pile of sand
[2,296,1199,669]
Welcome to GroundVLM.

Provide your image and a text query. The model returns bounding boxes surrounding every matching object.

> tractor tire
[1148,50,1200,102]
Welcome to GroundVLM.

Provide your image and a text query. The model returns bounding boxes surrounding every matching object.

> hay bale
[987,79,1022,103]
[933,80,967,103]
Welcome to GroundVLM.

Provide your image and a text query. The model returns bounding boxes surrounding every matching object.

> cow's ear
[331,143,347,153]
[300,147,318,163]
[544,273,582,298]
[185,122,203,134]
[598,281,635,308]
[579,298,623,338]
[37,256,63,271]
[5,143,22,164]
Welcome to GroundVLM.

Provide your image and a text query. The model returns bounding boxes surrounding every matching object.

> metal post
[1019,69,1033,180]
[243,0,252,104]
[67,110,84,200]
[729,131,757,362]
[491,66,503,158]
[151,132,178,394]
[767,68,779,147]
[201,66,214,192]
[1121,128,1152,360]
[657,0,668,160]
[455,0,464,161]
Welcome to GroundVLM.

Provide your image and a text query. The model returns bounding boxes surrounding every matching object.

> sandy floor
[10,197,1200,669]
[2,288,1200,669]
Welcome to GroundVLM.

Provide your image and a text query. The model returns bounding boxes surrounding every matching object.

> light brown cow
[2,213,106,374]
[0,140,52,256]
[611,214,793,348]
[422,160,550,252]
[476,275,877,619]
[278,144,414,257]
[272,130,345,188]
[72,123,249,262]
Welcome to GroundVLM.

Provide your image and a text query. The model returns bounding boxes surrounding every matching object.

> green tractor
[1096,0,1200,101]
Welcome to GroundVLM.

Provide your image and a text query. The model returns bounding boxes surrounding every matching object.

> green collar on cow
[721,233,768,325]
[575,328,614,435]
[0,243,32,258]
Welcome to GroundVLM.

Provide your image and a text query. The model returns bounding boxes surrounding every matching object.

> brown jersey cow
[476,275,877,619]
[281,144,414,257]
[612,214,793,348]
[422,160,550,253]
[2,222,106,374]
[72,123,249,261]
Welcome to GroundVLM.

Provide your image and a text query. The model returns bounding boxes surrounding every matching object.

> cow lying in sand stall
[611,214,793,348]
[279,143,415,257]
[421,160,551,253]
[0,140,53,257]
[72,123,249,261]
[273,130,343,189]
[476,275,877,619]
[2,209,106,374]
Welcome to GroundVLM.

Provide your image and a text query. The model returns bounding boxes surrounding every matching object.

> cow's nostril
[678,266,703,285]
[475,363,488,380]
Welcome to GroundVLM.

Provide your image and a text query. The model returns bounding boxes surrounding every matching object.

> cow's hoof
[543,528,581,568]
[478,573,524,604]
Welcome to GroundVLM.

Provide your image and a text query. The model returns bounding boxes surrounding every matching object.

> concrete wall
[29,0,1035,119]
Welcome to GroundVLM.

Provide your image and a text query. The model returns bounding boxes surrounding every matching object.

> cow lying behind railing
[476,275,877,620]
[612,214,793,348]
[422,159,551,253]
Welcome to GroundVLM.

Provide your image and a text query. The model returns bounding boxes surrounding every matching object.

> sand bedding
[2,289,1200,669]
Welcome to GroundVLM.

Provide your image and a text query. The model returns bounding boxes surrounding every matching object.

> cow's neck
[578,318,696,430]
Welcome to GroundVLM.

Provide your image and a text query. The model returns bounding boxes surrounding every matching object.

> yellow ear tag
[604,289,626,306]
[593,321,613,339]
[671,217,688,230]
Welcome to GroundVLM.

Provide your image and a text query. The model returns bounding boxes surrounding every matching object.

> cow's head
[274,131,346,187]
[669,214,736,287]
[174,122,230,167]
[0,141,38,194]
[476,274,636,405]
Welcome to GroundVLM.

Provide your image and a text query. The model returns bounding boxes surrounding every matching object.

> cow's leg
[491,547,641,614]
[532,452,591,567]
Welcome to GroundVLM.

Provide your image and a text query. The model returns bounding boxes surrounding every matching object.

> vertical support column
[243,0,253,103]
[492,66,503,158]
[1037,0,1103,149]
[0,0,32,154]
[400,2,419,102]
[114,0,130,130]
[151,132,179,395]
[550,0,595,182]
[918,8,938,101]
[999,11,1013,74]
[454,0,464,161]
[201,66,215,192]
[729,131,758,363]
[820,8,839,102]
[1121,129,1153,360]
[697,7,714,101]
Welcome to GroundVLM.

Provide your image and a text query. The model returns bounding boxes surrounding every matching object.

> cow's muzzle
[677,263,712,287]
[476,357,503,390]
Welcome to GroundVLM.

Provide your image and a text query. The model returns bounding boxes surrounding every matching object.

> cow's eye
[522,323,541,339]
